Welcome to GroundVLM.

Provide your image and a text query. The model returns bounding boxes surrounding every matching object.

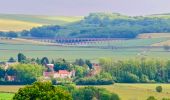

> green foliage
[53,59,72,72]
[85,60,93,69]
[28,25,60,38]
[100,58,170,83]
[41,57,49,65]
[156,86,163,93]
[8,57,16,63]
[13,81,72,100]
[162,98,170,100]
[72,86,120,100]
[124,72,139,83]
[0,67,5,79]
[75,72,114,85]
[147,96,157,100]
[9,64,44,83]
[75,59,85,66]
[74,66,88,78]
[17,53,26,63]
[6,67,16,76]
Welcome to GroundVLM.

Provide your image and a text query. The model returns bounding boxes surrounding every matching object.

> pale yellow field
[152,39,170,46]
[0,38,58,45]
[138,33,170,39]
[0,19,42,31]
[41,16,83,22]
[89,84,170,100]
[1,84,170,100]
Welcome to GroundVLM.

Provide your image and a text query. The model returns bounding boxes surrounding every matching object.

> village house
[43,64,75,79]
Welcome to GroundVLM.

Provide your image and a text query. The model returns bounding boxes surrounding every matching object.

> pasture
[1,37,170,61]
[1,84,170,100]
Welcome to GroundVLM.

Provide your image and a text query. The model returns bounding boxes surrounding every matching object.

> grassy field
[0,84,170,100]
[0,93,14,100]
[1,37,170,61]
[0,14,83,31]
[87,38,169,47]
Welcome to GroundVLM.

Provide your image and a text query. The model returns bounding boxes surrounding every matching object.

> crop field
[87,38,169,47]
[1,37,170,61]
[1,84,170,100]
[0,14,83,31]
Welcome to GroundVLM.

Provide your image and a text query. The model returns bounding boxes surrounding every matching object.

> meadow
[1,84,170,100]
[1,36,170,61]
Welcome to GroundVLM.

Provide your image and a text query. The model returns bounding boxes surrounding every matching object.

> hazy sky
[0,0,169,16]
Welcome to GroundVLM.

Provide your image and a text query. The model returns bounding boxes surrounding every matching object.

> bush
[13,81,72,100]
[147,96,157,100]
[72,86,120,100]
[156,86,163,93]
[75,77,114,85]
[124,73,139,83]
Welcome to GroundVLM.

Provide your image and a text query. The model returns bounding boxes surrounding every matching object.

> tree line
[1,13,170,38]
[13,81,120,100]
[100,58,170,83]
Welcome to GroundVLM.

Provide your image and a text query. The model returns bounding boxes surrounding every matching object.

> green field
[87,38,169,47]
[1,37,170,61]
[0,93,14,100]
[1,84,170,100]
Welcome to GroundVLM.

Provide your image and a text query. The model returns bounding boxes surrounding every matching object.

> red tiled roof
[58,70,70,74]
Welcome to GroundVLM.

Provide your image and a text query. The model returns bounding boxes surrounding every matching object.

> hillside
[0,14,83,31]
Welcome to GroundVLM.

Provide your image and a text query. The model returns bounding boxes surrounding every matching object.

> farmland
[0,14,83,31]
[1,84,170,100]
[1,36,170,61]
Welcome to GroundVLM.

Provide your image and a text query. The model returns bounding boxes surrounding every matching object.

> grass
[138,33,170,39]
[1,84,170,100]
[0,93,14,100]
[87,38,169,47]
[1,37,170,61]
[95,84,170,100]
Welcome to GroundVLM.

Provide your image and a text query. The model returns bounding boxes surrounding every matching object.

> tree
[13,81,72,100]
[147,96,157,100]
[85,60,93,69]
[156,86,162,93]
[125,73,139,83]
[17,53,26,63]
[10,64,44,83]
[72,86,120,100]
[41,57,49,65]
[163,45,170,52]
[36,58,41,65]
[75,59,85,66]
[6,67,16,76]
[0,67,5,80]
[8,57,16,63]
[6,31,18,38]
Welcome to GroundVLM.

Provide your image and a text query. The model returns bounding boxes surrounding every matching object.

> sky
[0,0,169,16]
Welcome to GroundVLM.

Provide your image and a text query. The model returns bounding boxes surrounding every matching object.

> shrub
[13,81,72,100]
[147,96,157,100]
[156,86,163,93]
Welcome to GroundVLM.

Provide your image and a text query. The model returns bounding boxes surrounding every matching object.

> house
[54,70,74,78]
[46,64,54,72]
[43,70,75,79]
[6,75,16,81]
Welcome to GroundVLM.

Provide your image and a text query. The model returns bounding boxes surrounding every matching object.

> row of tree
[2,13,170,38]
[100,58,170,83]
[13,81,120,100]
[0,64,44,84]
